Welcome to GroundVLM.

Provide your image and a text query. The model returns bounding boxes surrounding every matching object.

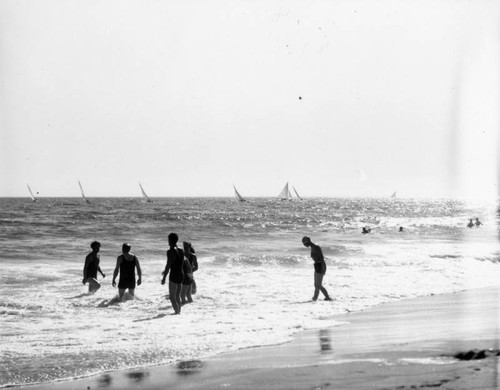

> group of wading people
[83,233,331,314]
[82,233,198,314]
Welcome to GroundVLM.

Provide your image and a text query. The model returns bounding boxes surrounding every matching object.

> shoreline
[17,285,500,390]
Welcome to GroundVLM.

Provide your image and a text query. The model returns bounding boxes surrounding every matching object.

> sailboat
[292,186,302,201]
[391,191,397,199]
[139,182,153,203]
[277,182,292,201]
[78,180,91,204]
[233,185,247,202]
[26,184,37,202]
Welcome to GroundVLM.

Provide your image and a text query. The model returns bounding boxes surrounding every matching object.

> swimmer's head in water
[122,243,131,253]
[90,241,101,250]
[302,236,311,246]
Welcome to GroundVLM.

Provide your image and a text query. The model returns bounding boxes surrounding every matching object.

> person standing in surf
[183,241,199,295]
[82,241,105,293]
[302,236,332,301]
[161,233,184,314]
[180,247,193,305]
[112,243,142,299]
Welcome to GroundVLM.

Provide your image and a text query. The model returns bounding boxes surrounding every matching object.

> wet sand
[21,286,500,390]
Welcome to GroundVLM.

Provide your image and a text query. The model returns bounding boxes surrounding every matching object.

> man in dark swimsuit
[161,233,184,314]
[302,236,332,301]
[112,243,142,299]
[83,241,105,293]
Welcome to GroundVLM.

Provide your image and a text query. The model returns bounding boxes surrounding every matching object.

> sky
[1,0,499,199]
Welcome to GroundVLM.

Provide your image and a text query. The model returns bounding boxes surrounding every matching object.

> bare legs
[169,282,182,314]
[118,288,135,299]
[313,272,331,301]
[181,284,193,305]
[88,277,101,294]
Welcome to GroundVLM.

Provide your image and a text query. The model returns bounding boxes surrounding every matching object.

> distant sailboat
[391,191,397,198]
[27,184,37,202]
[139,182,153,203]
[277,182,292,201]
[292,186,302,200]
[78,180,91,204]
[233,185,247,202]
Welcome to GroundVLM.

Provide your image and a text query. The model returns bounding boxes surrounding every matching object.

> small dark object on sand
[453,349,500,360]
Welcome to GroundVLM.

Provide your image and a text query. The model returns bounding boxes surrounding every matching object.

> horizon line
[1,195,497,201]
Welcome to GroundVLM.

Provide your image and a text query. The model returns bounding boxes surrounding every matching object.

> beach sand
[21,286,500,390]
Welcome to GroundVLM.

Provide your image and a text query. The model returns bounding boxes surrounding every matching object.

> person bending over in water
[467,219,474,228]
[83,241,105,293]
[302,236,332,301]
[475,218,482,227]
[112,243,142,299]
[162,233,184,314]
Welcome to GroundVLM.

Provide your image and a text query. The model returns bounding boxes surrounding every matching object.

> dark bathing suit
[86,253,99,279]
[186,252,198,272]
[314,261,326,274]
[169,249,184,284]
[118,255,137,289]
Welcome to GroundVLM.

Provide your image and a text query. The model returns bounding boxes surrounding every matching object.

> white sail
[277,182,292,200]
[391,191,397,198]
[78,180,91,204]
[27,184,37,202]
[233,185,247,202]
[292,186,302,200]
[139,182,153,202]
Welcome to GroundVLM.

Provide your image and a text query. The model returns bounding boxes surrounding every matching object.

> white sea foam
[398,357,456,365]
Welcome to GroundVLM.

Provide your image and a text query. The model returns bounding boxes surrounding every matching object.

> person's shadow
[65,292,93,299]
[133,313,168,322]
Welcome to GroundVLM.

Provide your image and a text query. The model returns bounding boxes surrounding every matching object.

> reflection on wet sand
[97,373,112,387]
[176,360,204,376]
[319,329,332,352]
[126,371,149,383]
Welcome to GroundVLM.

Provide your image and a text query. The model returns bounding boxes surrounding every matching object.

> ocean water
[0,197,499,387]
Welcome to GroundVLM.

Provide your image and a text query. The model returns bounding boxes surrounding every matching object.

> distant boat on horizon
[233,185,247,202]
[139,182,153,203]
[391,191,397,198]
[78,180,91,204]
[26,184,37,202]
[277,182,293,201]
